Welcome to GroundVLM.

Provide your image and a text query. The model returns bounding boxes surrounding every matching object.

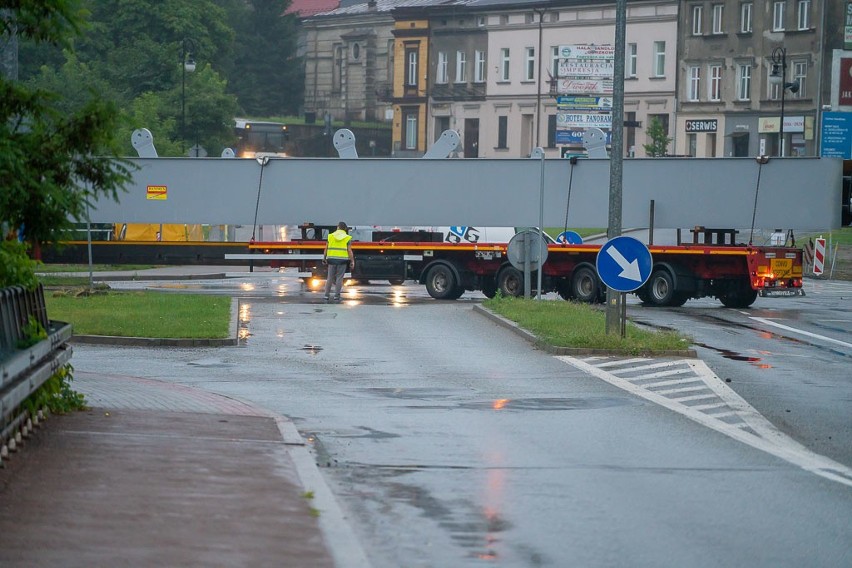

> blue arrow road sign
[556,230,583,244]
[596,236,652,292]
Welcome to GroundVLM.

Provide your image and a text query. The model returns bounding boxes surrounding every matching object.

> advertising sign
[146,185,167,200]
[556,96,613,110]
[557,113,613,129]
[556,129,612,145]
[841,58,852,106]
[558,59,614,78]
[685,119,718,132]
[557,78,613,95]
[558,44,615,60]
[820,112,852,159]
[846,2,852,50]
[758,116,805,133]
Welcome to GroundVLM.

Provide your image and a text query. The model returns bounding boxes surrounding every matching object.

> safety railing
[0,284,73,464]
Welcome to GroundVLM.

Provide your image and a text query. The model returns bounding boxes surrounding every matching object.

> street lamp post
[769,47,799,157]
[180,38,197,155]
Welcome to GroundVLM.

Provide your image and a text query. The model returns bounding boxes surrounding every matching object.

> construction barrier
[813,237,826,276]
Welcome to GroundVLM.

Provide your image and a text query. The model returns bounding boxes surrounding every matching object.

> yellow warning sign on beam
[146,185,167,200]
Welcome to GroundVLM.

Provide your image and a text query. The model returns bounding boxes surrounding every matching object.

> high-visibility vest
[326,230,352,259]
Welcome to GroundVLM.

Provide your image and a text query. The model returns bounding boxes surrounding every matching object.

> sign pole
[606,0,627,335]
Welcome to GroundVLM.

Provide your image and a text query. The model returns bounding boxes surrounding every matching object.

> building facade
[300,1,398,124]
[675,0,843,158]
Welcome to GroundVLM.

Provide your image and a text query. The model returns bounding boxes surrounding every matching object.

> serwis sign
[685,119,718,133]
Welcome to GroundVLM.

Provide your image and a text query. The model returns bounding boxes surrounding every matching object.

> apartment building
[300,0,399,124]
[675,0,843,157]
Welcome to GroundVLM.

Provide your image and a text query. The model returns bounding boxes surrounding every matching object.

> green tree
[1,1,133,257]
[642,117,672,157]
[227,0,303,116]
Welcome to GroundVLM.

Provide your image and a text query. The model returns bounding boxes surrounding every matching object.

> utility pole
[605,0,627,335]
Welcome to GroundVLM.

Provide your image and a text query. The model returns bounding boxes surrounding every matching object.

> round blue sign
[556,231,583,244]
[595,236,653,292]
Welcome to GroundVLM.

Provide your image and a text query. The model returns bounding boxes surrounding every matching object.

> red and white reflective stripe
[813,238,825,275]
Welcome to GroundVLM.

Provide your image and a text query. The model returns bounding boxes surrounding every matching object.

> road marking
[559,355,852,488]
[750,317,852,350]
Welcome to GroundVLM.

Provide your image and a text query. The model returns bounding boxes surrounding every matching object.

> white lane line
[751,317,852,350]
[653,385,711,395]
[559,356,852,488]
[597,357,652,368]
[641,377,704,389]
[691,402,728,411]
[672,393,718,402]
[626,368,694,381]
[616,360,685,373]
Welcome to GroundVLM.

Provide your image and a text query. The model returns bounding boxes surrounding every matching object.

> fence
[0,284,73,464]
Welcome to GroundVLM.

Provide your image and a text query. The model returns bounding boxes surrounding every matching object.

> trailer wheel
[425,264,459,300]
[571,266,600,303]
[644,269,679,307]
[719,285,758,308]
[481,278,498,299]
[497,267,524,297]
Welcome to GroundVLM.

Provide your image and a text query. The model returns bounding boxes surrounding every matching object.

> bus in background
[234,118,290,158]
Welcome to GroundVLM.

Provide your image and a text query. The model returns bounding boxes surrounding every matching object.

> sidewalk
[0,371,343,567]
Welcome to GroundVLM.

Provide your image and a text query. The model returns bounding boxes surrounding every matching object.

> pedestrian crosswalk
[557,355,852,488]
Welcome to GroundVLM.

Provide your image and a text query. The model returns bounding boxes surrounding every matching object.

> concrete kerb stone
[472,304,697,358]
[69,297,241,347]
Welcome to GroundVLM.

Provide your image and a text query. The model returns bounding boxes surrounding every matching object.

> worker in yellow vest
[322,222,355,303]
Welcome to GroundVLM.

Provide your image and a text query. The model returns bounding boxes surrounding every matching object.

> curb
[472,304,697,358]
[68,298,241,348]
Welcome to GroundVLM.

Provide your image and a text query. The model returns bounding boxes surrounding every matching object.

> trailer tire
[425,264,459,300]
[719,285,758,308]
[644,268,680,307]
[481,278,498,299]
[497,267,524,297]
[571,265,600,303]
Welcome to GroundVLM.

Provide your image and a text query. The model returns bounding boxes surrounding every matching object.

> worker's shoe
[323,296,330,303]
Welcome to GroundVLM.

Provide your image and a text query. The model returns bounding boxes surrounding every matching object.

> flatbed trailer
[234,229,803,308]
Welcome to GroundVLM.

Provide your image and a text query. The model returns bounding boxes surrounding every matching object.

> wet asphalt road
[69,271,852,567]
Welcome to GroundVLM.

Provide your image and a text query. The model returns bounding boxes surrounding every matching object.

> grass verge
[484,296,691,355]
[36,263,160,273]
[45,291,231,339]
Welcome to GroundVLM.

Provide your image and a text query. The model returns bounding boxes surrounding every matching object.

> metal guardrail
[0,284,73,463]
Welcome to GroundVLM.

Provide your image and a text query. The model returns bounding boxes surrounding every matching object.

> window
[525,47,535,81]
[549,12,560,23]
[737,64,751,101]
[525,12,534,24]
[627,43,637,78]
[455,51,467,83]
[406,47,418,87]
[475,50,486,83]
[500,14,508,25]
[500,48,510,81]
[706,133,717,157]
[712,4,724,34]
[653,41,666,77]
[497,116,508,148]
[551,46,560,78]
[797,0,810,30]
[437,52,448,84]
[687,133,697,157]
[793,61,807,98]
[547,114,557,148]
[477,16,486,27]
[404,111,418,150]
[692,5,703,35]
[740,3,753,33]
[709,64,722,100]
[333,44,343,91]
[688,66,701,101]
[773,1,785,31]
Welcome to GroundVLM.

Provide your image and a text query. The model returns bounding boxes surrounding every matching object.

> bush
[0,240,39,289]
[24,364,87,415]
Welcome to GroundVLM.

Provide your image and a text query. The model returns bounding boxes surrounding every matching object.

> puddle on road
[301,344,323,354]
[694,342,772,368]
[460,397,633,411]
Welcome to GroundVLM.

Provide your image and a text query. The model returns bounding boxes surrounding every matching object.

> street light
[769,47,799,157]
[180,38,197,155]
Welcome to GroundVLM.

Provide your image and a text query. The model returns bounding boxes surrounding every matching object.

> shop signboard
[557,113,613,129]
[821,112,852,159]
